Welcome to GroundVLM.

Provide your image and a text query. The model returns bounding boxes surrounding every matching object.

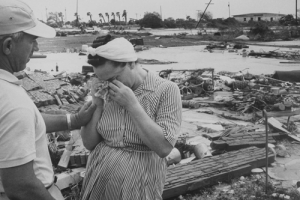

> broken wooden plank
[162,147,274,199]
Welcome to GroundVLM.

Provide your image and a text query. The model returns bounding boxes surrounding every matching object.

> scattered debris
[138,58,177,65]
[15,62,300,199]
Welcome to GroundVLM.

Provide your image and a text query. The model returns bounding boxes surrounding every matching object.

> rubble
[15,63,300,199]
[15,70,89,113]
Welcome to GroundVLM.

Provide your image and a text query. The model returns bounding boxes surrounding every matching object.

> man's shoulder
[0,84,35,116]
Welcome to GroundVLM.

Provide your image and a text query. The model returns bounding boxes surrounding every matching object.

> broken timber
[162,147,275,199]
[211,131,282,151]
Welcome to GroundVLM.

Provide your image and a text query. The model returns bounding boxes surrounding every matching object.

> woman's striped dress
[80,71,182,200]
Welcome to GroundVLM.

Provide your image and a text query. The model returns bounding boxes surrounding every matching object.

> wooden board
[162,147,275,199]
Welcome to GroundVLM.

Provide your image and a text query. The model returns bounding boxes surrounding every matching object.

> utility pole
[296,0,298,25]
[228,2,231,18]
[76,0,78,15]
[76,0,79,26]
[160,6,163,20]
[65,8,67,22]
[195,0,213,28]
[196,10,201,21]
[45,7,48,20]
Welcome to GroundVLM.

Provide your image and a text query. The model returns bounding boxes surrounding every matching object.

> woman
[80,35,182,200]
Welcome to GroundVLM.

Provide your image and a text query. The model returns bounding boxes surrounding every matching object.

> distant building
[232,13,286,23]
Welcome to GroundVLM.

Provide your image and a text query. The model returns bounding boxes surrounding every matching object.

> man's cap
[0,0,55,38]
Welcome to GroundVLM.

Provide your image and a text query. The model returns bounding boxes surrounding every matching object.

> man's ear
[2,38,13,55]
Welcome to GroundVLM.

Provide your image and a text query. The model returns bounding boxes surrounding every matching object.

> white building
[232,13,286,23]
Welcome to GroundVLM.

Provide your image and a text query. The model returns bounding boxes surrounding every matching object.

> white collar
[0,69,22,85]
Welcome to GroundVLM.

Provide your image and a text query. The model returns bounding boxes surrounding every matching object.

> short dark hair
[87,34,127,68]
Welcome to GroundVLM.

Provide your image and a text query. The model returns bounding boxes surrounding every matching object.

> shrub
[139,12,163,28]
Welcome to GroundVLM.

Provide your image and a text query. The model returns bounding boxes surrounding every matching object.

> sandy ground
[27,44,300,75]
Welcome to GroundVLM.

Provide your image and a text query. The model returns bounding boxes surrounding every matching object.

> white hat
[0,0,55,38]
[87,38,138,62]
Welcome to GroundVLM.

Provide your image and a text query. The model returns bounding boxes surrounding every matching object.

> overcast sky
[23,0,297,22]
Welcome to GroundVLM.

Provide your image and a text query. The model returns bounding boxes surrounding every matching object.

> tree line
[44,10,300,31]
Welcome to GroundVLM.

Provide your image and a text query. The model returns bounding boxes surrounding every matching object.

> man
[0,0,96,199]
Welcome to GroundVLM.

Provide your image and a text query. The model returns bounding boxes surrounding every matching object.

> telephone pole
[196,10,201,21]
[195,0,213,28]
[228,2,231,18]
[76,0,79,26]
[296,0,298,25]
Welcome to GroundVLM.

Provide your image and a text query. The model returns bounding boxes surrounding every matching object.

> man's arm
[41,113,69,133]
[0,161,55,200]
[42,101,96,133]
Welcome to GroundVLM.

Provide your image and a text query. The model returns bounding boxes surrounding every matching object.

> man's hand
[72,101,97,128]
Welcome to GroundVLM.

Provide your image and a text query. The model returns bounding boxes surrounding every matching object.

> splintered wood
[162,147,275,199]
[211,131,283,151]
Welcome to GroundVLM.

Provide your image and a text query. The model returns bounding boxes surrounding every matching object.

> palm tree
[58,12,64,25]
[87,12,93,22]
[122,10,127,24]
[116,12,121,22]
[99,13,105,23]
[105,12,110,22]
[74,12,80,26]
[111,12,116,21]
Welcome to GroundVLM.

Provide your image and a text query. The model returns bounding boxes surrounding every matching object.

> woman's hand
[92,95,104,107]
[108,80,138,110]
[90,78,105,107]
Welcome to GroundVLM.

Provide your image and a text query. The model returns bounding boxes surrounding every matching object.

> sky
[23,0,298,22]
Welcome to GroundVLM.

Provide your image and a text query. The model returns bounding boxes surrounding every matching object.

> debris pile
[15,70,89,114]
[249,49,300,60]
[159,68,215,100]
[15,66,300,199]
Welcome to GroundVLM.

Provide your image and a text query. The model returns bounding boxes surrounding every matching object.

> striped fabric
[80,71,182,200]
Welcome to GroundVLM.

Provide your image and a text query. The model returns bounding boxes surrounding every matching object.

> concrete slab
[267,158,300,181]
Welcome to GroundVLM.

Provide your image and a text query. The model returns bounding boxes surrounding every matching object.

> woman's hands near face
[90,78,105,107]
[108,80,138,109]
